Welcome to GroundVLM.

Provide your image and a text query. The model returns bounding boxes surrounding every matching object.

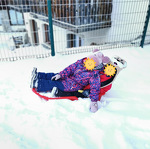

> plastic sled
[32,88,78,101]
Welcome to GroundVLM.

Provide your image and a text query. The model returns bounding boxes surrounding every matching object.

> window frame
[44,24,51,45]
[8,8,25,26]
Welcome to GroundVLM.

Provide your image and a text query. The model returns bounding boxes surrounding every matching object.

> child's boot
[32,67,37,76]
[30,67,38,88]
[51,87,59,97]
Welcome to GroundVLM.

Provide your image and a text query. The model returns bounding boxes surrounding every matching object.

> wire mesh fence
[0,0,51,61]
[52,0,150,55]
[0,0,150,61]
[144,4,150,46]
[145,23,150,45]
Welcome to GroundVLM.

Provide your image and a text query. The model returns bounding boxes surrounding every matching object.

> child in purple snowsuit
[30,50,109,113]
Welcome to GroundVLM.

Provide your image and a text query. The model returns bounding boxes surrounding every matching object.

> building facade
[0,0,113,51]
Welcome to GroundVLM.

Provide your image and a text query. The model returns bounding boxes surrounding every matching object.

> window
[9,9,24,25]
[31,20,39,45]
[44,24,51,44]
[67,34,84,48]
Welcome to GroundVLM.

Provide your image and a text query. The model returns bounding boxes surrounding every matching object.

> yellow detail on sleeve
[78,90,84,93]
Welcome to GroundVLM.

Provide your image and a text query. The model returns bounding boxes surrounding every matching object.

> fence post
[47,0,55,56]
[140,2,150,48]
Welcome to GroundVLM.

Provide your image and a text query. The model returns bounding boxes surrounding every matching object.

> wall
[24,12,67,51]
[0,26,3,32]
[24,13,46,45]
[53,25,67,51]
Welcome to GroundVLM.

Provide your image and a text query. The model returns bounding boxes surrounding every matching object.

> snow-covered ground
[0,45,150,149]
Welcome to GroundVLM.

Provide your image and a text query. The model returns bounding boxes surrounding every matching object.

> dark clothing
[36,72,64,92]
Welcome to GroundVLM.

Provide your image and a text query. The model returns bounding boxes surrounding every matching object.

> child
[30,50,109,113]
[52,55,127,101]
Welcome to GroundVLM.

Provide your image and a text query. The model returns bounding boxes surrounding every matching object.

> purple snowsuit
[59,58,102,101]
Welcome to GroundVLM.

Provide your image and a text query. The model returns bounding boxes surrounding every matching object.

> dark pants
[55,88,90,98]
[55,89,85,98]
[36,72,64,92]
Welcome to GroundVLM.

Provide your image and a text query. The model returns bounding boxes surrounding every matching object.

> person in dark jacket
[30,50,109,113]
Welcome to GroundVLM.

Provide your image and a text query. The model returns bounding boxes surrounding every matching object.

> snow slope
[0,46,150,149]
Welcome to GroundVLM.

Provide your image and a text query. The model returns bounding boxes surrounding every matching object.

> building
[0,0,113,52]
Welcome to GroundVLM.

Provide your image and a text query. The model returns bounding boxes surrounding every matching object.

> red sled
[32,88,78,101]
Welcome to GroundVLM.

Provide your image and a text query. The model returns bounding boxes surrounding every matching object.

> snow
[0,45,150,149]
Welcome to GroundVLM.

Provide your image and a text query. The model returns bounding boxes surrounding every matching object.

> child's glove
[90,101,98,113]
[82,89,90,97]
[51,74,61,81]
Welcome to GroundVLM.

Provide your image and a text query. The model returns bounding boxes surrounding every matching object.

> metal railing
[0,0,150,61]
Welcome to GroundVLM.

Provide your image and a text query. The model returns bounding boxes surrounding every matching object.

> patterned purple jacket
[59,58,103,101]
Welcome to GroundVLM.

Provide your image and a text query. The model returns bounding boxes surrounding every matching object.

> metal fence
[144,22,150,46]
[0,0,150,61]
[143,4,150,46]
